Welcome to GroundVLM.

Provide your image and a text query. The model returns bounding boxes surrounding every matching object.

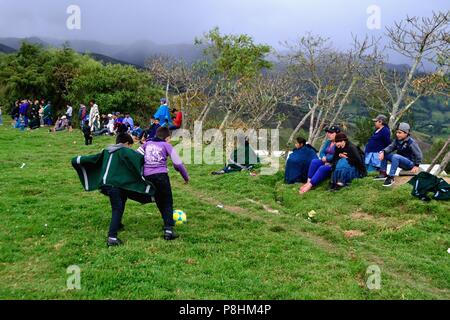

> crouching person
[378,123,423,187]
[330,133,367,191]
[72,133,156,247]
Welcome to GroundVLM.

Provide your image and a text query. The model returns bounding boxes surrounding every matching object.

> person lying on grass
[376,122,423,187]
[330,133,367,191]
[300,126,340,194]
[285,137,318,184]
[211,137,261,175]
[137,127,190,241]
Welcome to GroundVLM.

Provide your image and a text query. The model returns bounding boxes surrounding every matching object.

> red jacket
[173,112,183,128]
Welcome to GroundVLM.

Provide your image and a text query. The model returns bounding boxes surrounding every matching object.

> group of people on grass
[8,99,55,130]
[286,114,423,191]
[7,97,184,147]
[81,98,183,146]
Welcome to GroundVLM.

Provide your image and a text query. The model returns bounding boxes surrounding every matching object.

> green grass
[0,126,449,300]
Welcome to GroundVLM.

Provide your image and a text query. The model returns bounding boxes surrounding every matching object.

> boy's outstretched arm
[167,145,189,183]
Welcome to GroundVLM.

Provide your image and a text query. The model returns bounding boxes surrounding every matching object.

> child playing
[137,127,189,240]
[82,120,93,145]
[72,133,156,247]
[378,122,423,187]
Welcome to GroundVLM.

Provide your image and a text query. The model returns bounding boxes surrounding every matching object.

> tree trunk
[428,136,450,173]
[287,107,314,147]
[165,80,170,104]
[436,151,450,176]
[389,55,421,129]
[219,109,232,131]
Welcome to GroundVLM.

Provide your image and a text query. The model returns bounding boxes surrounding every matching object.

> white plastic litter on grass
[20,163,26,169]
[217,205,224,209]
[448,248,450,254]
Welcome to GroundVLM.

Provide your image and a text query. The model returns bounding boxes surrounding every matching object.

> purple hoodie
[137,139,189,181]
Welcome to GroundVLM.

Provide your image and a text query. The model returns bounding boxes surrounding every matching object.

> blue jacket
[319,140,336,163]
[365,126,391,153]
[285,145,318,184]
[383,136,423,167]
[154,105,172,127]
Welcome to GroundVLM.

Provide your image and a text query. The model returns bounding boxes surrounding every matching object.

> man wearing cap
[378,122,423,187]
[366,115,391,178]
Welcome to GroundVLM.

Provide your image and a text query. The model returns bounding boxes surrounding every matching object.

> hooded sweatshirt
[137,138,189,181]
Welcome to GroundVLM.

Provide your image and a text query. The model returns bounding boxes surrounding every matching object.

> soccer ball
[173,210,187,226]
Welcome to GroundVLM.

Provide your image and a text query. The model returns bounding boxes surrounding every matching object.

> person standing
[66,104,73,132]
[89,100,100,132]
[43,101,53,126]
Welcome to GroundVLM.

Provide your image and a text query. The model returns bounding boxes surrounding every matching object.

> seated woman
[300,126,340,194]
[51,116,69,132]
[285,137,318,184]
[212,138,260,175]
[330,133,367,191]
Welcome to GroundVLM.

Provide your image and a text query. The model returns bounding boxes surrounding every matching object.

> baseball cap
[325,125,341,133]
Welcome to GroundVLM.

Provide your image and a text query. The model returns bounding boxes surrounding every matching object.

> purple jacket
[19,102,29,115]
[137,138,189,181]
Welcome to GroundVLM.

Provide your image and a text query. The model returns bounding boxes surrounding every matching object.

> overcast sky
[0,1,447,55]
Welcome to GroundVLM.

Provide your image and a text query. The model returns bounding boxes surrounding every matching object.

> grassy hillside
[0,126,449,299]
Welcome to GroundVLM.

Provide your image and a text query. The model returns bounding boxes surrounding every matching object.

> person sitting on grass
[285,137,318,184]
[72,133,156,247]
[212,137,261,175]
[131,122,143,142]
[169,108,183,130]
[330,133,367,191]
[140,117,161,143]
[365,114,391,176]
[82,120,93,145]
[300,126,340,194]
[51,116,69,132]
[137,127,189,241]
[377,122,423,187]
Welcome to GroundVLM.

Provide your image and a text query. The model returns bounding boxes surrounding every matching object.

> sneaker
[373,174,388,181]
[107,237,123,247]
[383,176,395,187]
[164,229,179,241]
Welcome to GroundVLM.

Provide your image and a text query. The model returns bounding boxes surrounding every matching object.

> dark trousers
[84,135,92,145]
[101,186,128,238]
[144,173,174,230]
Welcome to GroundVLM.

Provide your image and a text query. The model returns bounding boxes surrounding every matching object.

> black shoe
[373,174,388,181]
[383,176,395,187]
[107,237,123,247]
[164,229,178,241]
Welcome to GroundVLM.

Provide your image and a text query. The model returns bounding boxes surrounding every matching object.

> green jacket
[72,144,156,201]
[408,172,450,201]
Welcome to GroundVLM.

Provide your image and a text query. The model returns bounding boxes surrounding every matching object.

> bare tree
[282,34,378,147]
[374,11,449,129]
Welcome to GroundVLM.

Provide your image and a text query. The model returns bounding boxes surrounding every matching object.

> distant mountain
[84,52,142,68]
[0,43,16,54]
[0,37,204,67]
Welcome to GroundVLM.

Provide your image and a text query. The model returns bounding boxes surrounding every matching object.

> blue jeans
[381,153,414,177]
[308,159,332,186]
